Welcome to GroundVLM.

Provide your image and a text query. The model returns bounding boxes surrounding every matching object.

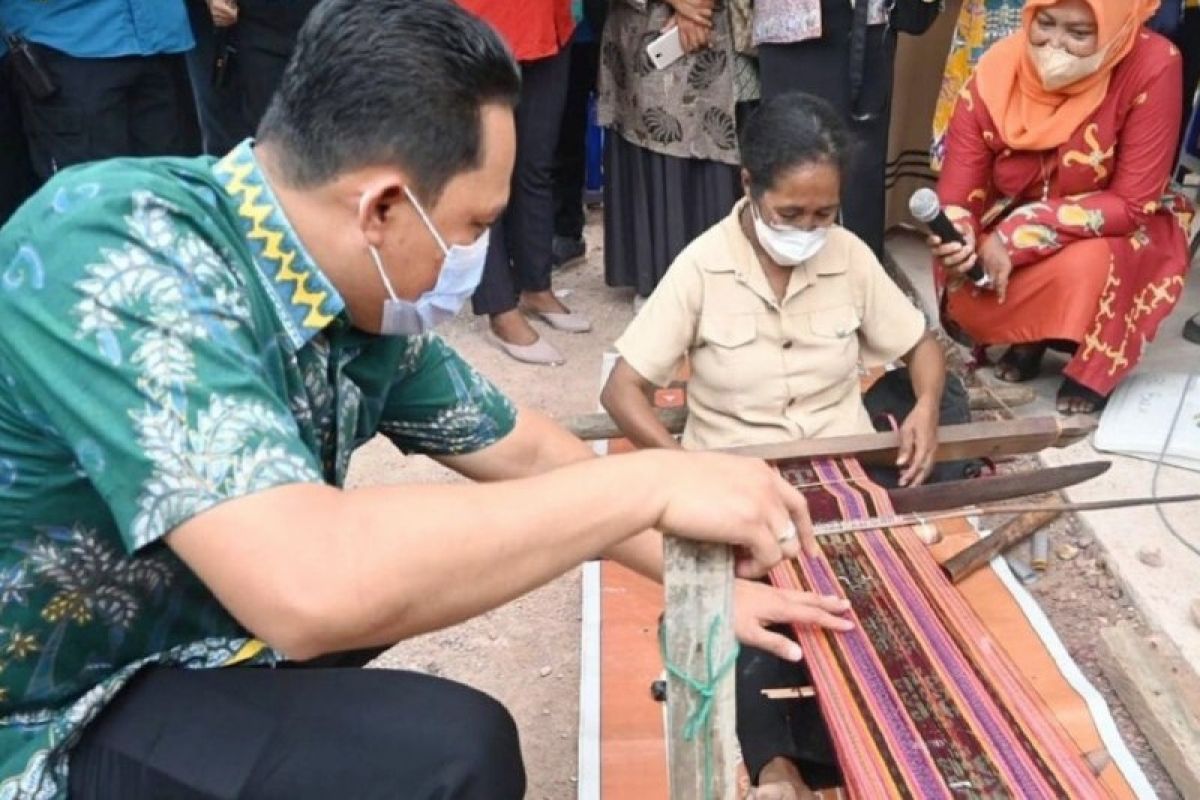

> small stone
[1055,544,1079,562]
[538,665,552,678]
[541,707,551,716]
[1137,547,1164,568]
[1191,599,1200,629]
[1109,588,1123,600]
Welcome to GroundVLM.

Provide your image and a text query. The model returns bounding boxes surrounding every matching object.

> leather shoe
[486,331,565,365]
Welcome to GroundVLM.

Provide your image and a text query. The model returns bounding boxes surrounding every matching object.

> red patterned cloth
[936,31,1192,395]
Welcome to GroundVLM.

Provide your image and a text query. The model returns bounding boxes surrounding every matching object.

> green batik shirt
[0,139,517,798]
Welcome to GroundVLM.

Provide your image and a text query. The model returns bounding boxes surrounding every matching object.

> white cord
[1150,373,1200,558]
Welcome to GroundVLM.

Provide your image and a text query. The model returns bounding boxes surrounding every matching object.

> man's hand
[665,0,714,27]
[653,452,818,577]
[733,580,853,662]
[896,398,939,487]
[977,233,1014,302]
[209,0,238,27]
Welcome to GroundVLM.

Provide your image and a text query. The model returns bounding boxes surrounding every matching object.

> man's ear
[356,176,408,247]
[739,168,753,198]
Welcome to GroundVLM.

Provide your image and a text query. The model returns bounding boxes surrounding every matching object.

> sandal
[993,343,1047,383]
[1056,377,1107,415]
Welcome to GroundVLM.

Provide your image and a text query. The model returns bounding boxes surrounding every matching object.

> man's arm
[168,448,806,661]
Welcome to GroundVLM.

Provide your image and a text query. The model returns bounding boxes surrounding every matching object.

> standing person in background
[0,0,198,179]
[461,0,592,366]
[184,0,319,156]
[753,0,940,258]
[598,0,757,307]
[0,39,38,224]
[551,0,605,270]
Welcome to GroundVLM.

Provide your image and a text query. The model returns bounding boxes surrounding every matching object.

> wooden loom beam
[561,385,1036,442]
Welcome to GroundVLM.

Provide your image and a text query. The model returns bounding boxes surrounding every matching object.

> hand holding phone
[646,26,685,70]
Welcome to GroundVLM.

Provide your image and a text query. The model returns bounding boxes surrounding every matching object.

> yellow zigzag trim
[219,157,334,330]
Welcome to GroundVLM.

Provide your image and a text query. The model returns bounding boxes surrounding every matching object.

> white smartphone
[646,26,685,70]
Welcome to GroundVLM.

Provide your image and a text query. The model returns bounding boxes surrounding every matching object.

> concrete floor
[888,229,1200,668]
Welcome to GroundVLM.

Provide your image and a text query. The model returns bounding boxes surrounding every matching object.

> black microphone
[909,187,991,288]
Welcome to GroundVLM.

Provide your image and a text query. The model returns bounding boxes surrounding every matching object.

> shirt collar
[707,199,850,306]
[213,139,345,350]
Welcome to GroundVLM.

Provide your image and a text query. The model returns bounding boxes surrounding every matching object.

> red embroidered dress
[936,31,1192,395]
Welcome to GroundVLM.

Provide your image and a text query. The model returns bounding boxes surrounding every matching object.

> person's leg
[69,665,525,799]
[14,46,134,179]
[235,0,318,130]
[552,39,598,265]
[507,48,590,331]
[183,0,252,154]
[127,53,200,158]
[0,55,39,223]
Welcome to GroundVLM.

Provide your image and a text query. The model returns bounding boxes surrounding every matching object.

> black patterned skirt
[602,132,740,298]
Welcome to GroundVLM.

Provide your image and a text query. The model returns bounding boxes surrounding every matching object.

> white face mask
[1029,42,1105,91]
[365,186,490,337]
[751,202,829,266]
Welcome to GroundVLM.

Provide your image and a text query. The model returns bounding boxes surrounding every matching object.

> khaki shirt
[615,199,926,450]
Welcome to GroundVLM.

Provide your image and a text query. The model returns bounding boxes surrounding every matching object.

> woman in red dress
[930,0,1192,413]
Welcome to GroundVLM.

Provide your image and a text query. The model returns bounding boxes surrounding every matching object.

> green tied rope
[659,614,740,800]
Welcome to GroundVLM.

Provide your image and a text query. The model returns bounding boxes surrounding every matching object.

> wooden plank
[1097,623,1200,798]
[663,538,738,800]
[559,386,1036,442]
[719,416,1095,464]
[943,510,1062,584]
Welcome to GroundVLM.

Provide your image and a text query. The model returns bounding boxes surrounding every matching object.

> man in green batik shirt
[0,1,853,797]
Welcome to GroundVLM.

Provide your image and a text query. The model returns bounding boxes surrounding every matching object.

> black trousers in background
[758,0,895,257]
[14,45,197,179]
[0,56,38,224]
[472,47,572,316]
[184,0,317,156]
[68,662,526,799]
[553,38,599,242]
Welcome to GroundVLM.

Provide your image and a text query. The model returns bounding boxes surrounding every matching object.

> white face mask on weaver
[1029,42,1105,91]
[751,202,829,266]
[366,186,490,337]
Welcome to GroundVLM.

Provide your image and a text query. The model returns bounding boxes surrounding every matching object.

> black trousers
[758,0,895,257]
[472,47,572,315]
[0,55,38,224]
[14,45,197,179]
[183,0,317,155]
[68,660,526,799]
[553,38,599,241]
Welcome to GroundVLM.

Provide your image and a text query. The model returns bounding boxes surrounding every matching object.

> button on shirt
[615,199,925,451]
[0,139,516,797]
[0,0,193,59]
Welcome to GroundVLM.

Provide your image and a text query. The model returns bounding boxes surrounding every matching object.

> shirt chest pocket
[695,313,759,395]
[800,305,862,382]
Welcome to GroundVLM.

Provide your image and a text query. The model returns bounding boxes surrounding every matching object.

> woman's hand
[927,220,977,277]
[896,398,939,487]
[209,0,238,27]
[733,579,853,662]
[977,233,1014,302]
[664,0,714,27]
[664,15,712,53]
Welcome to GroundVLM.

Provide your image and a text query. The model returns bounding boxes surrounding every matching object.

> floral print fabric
[0,140,516,797]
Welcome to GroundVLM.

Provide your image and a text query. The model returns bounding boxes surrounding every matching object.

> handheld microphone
[909,187,991,288]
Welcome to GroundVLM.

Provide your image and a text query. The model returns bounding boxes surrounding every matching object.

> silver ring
[777,521,798,545]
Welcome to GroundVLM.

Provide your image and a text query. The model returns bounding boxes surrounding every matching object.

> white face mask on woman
[750,202,829,266]
[1029,43,1105,91]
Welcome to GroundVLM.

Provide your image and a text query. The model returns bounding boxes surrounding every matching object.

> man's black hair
[258,0,521,200]
[739,92,855,198]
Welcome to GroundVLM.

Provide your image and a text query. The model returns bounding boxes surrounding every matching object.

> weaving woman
[929,0,1191,414]
[602,93,952,795]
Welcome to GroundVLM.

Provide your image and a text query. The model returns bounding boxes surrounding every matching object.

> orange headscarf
[975,0,1160,150]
